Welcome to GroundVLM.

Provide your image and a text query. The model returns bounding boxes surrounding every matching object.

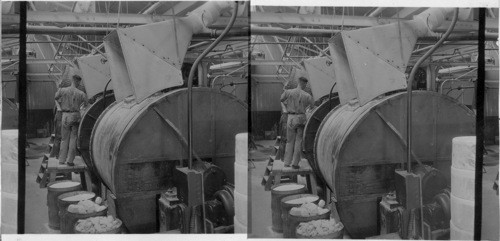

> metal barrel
[90,87,247,233]
[270,183,307,232]
[313,91,475,238]
[46,181,82,229]
[280,194,320,238]
[286,210,331,238]
[57,191,96,233]
[61,207,108,234]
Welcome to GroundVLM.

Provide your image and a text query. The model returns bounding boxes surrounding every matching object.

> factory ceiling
[2,1,249,84]
[1,3,498,85]
[250,6,498,82]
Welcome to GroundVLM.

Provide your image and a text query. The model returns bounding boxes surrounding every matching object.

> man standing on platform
[55,74,87,166]
[280,77,313,169]
[50,78,71,158]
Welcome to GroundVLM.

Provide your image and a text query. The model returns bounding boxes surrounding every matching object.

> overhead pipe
[406,8,459,172]
[3,25,495,41]
[368,7,387,17]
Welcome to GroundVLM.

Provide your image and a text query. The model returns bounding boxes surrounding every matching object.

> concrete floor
[249,140,499,240]
[24,137,83,234]
[480,152,499,241]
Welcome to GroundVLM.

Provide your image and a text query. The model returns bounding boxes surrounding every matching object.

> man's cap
[72,74,82,80]
[298,76,308,82]
[284,80,298,90]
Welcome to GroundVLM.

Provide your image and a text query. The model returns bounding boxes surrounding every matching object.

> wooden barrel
[57,191,96,233]
[46,181,82,229]
[280,194,320,238]
[74,218,123,234]
[60,207,107,234]
[270,183,306,232]
[285,211,330,238]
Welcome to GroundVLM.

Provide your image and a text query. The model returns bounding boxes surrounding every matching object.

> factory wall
[26,80,57,137]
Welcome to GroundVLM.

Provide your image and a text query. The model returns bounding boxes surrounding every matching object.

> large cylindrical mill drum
[78,92,115,193]
[78,92,115,169]
[90,87,247,233]
[314,91,475,238]
[303,96,340,186]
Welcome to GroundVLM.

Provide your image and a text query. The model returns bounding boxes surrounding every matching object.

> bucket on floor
[60,206,107,234]
[280,194,320,238]
[285,210,331,238]
[270,183,307,232]
[74,217,122,234]
[296,225,343,239]
[57,191,96,233]
[47,180,82,229]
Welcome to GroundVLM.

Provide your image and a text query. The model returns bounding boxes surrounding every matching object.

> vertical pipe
[187,1,239,169]
[474,8,485,241]
[18,1,27,234]
[407,9,459,172]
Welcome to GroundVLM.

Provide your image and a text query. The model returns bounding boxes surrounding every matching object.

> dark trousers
[50,111,62,158]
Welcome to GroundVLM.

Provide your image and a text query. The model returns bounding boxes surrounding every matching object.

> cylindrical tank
[78,92,115,170]
[61,207,108,234]
[270,183,307,232]
[286,210,331,238]
[57,191,97,233]
[90,87,247,233]
[46,181,83,229]
[280,194,320,238]
[77,92,115,193]
[303,96,340,188]
[314,91,475,238]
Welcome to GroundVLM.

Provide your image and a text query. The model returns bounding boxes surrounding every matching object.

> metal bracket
[374,109,423,166]
[152,106,203,163]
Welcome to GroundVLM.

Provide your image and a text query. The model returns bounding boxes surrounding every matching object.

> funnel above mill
[104,1,233,102]
[329,8,471,106]
[76,54,112,100]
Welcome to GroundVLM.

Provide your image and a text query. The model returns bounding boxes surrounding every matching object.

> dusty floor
[249,140,499,240]
[24,137,83,234]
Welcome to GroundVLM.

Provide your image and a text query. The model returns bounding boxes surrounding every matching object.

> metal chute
[328,8,471,106]
[303,57,337,101]
[76,54,112,100]
[103,1,233,102]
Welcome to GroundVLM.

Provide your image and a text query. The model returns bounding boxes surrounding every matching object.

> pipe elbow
[186,1,233,34]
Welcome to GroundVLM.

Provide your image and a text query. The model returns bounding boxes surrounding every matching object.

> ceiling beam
[250,12,498,32]
[2,11,172,26]
[392,8,426,19]
[2,25,248,37]
[163,1,206,16]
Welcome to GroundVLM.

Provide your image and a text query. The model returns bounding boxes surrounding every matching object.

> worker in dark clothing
[280,77,314,168]
[55,74,87,166]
